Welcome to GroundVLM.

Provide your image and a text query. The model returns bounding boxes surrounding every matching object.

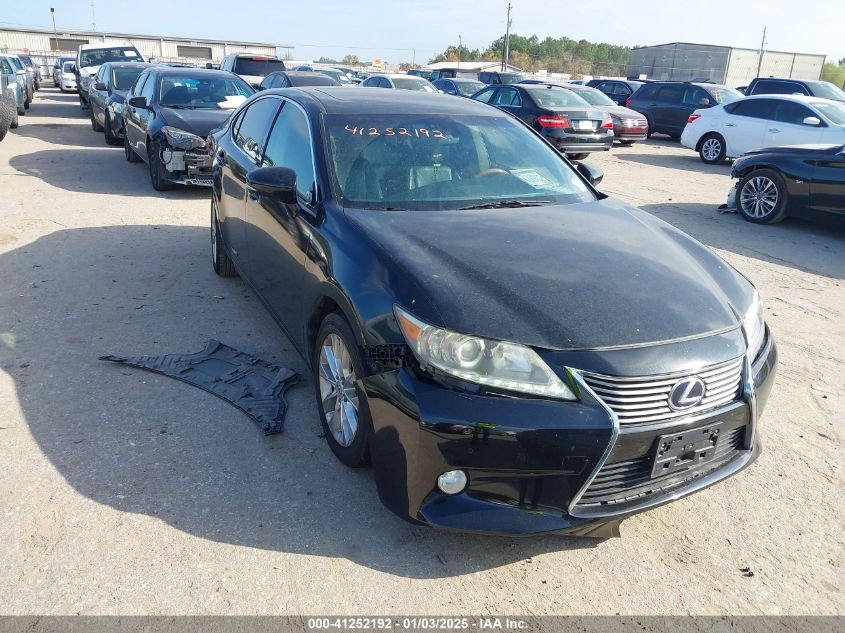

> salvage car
[432,78,485,98]
[56,60,78,93]
[681,95,845,164]
[0,55,26,116]
[361,74,437,92]
[53,56,75,87]
[75,42,145,108]
[209,88,776,536]
[220,53,286,88]
[7,55,33,108]
[123,67,253,189]
[258,71,339,90]
[88,62,151,144]
[726,143,845,224]
[472,83,613,160]
[0,73,19,141]
[522,81,648,145]
[15,54,41,90]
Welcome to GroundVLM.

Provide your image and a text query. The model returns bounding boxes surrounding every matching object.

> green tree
[342,54,360,66]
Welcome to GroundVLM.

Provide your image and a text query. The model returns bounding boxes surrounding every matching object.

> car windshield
[498,73,525,84]
[80,47,142,68]
[707,87,743,103]
[392,77,437,92]
[113,66,145,90]
[233,57,285,77]
[326,113,594,210]
[455,80,484,95]
[814,101,845,126]
[807,81,845,101]
[159,74,254,109]
[527,87,590,108]
[570,87,616,106]
[62,62,75,73]
[18,55,33,66]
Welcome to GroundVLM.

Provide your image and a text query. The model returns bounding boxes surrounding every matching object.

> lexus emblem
[667,376,706,410]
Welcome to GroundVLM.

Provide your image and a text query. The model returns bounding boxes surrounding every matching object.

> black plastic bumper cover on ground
[100,339,299,434]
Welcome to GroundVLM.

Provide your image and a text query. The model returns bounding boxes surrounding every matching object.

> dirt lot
[1,87,842,616]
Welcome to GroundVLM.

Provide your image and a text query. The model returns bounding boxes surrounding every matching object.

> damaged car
[123,67,254,189]
[210,88,777,537]
[88,61,151,145]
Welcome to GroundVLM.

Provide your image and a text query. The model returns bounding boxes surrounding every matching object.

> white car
[57,61,77,92]
[681,94,845,164]
[360,73,436,92]
[76,42,144,108]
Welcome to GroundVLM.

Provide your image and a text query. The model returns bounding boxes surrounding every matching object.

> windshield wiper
[458,200,553,210]
[160,104,193,109]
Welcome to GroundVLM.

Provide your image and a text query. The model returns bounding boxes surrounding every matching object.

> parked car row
[0,52,39,124]
[0,73,20,141]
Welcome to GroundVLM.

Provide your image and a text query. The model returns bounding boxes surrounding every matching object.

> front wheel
[90,107,103,132]
[17,104,25,116]
[699,133,727,164]
[103,112,120,145]
[314,313,372,468]
[148,139,175,191]
[737,169,788,224]
[124,133,141,163]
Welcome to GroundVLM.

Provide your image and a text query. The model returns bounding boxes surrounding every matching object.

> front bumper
[159,145,214,187]
[614,125,648,141]
[361,330,776,536]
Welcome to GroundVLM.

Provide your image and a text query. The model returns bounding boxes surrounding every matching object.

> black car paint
[123,67,252,178]
[89,62,152,140]
[627,82,732,137]
[258,71,339,90]
[587,79,644,106]
[732,144,845,218]
[471,84,613,155]
[210,88,775,535]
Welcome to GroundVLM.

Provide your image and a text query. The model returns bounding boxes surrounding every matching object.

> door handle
[725,123,736,127]
[768,128,780,133]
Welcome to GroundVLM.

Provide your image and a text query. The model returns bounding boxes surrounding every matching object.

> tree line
[428,34,632,76]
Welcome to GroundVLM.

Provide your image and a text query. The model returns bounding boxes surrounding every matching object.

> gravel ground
[0,87,842,616]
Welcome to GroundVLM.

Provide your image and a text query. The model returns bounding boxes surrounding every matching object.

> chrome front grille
[581,357,744,426]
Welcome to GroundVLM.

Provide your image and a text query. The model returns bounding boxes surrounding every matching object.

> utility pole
[458,34,462,70]
[756,26,767,77]
[90,2,96,31]
[50,8,58,50]
[502,2,512,72]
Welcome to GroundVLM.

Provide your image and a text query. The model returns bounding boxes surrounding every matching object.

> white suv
[76,43,144,108]
[681,94,845,164]
[219,54,285,88]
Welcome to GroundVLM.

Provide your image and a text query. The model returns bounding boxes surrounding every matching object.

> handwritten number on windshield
[344,125,447,140]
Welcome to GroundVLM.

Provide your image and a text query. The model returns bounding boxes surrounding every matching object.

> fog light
[437,470,467,495]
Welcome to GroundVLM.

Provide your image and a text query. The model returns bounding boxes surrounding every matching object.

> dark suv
[586,79,644,105]
[627,81,743,138]
[745,77,845,103]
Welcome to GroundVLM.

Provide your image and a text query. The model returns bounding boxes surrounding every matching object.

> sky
[2,0,843,65]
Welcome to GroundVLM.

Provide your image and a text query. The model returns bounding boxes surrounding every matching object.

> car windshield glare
[327,114,594,210]
[528,87,591,108]
[80,47,142,67]
[159,75,253,109]
[709,87,743,103]
[814,101,845,126]
[392,77,436,92]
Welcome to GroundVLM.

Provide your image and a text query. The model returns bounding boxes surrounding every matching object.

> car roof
[234,53,282,59]
[376,73,428,79]
[262,86,505,116]
[103,62,152,69]
[739,94,832,104]
[79,42,136,51]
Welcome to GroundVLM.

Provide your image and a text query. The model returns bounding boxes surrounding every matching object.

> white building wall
[725,48,825,86]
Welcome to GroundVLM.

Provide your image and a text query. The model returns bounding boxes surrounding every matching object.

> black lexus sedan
[87,62,151,145]
[209,88,776,537]
[123,67,254,189]
[471,83,613,160]
[727,144,845,224]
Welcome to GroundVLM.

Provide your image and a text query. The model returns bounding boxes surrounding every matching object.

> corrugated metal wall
[725,49,824,86]
[628,44,730,82]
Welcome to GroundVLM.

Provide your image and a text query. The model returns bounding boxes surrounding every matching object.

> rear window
[528,87,590,108]
[706,86,743,103]
[392,77,437,92]
[233,57,285,77]
[572,87,616,106]
[112,66,145,90]
[80,47,143,68]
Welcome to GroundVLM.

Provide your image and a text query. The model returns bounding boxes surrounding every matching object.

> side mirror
[803,116,822,126]
[127,96,147,109]
[246,166,297,204]
[94,81,107,91]
[576,162,604,186]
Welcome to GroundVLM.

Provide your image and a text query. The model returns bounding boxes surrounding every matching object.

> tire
[89,106,103,132]
[619,140,635,146]
[698,133,727,164]
[313,313,372,468]
[23,98,30,110]
[211,199,237,277]
[148,139,175,191]
[10,106,18,129]
[103,112,120,145]
[567,152,589,161]
[17,104,25,116]
[737,169,789,225]
[124,133,141,163]
[645,116,654,138]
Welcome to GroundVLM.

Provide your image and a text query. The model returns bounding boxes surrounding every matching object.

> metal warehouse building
[0,25,286,71]
[628,42,825,87]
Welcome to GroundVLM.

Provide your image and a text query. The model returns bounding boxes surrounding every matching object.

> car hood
[741,143,844,157]
[345,199,751,350]
[159,107,233,138]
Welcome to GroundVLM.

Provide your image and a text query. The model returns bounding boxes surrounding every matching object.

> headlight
[741,290,766,360]
[161,126,206,150]
[394,306,577,400]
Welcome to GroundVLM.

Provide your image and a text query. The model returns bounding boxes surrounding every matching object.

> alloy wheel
[318,333,359,447]
[701,138,722,162]
[740,176,778,218]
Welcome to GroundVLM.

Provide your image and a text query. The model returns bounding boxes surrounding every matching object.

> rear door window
[726,99,778,120]
[474,87,496,103]
[234,97,282,163]
[493,87,521,106]
[656,85,683,103]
